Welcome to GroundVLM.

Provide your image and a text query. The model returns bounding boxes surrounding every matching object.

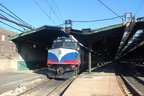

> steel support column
[88,50,91,73]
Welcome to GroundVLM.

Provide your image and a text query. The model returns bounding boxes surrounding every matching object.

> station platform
[0,69,48,95]
[63,63,124,96]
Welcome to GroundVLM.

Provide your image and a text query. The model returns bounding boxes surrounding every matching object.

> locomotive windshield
[52,37,77,49]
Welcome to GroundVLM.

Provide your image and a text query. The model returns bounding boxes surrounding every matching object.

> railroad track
[115,64,144,96]
[17,76,77,96]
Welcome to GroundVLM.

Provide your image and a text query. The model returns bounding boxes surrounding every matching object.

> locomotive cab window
[63,42,77,49]
[52,38,77,49]
[52,41,63,48]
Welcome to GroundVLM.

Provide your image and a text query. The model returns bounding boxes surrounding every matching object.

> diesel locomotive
[47,35,95,79]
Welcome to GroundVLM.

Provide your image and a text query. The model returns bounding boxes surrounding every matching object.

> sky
[0,0,144,33]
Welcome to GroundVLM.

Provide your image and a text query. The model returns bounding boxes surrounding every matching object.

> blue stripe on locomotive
[48,52,80,62]
[60,52,80,62]
[48,52,59,62]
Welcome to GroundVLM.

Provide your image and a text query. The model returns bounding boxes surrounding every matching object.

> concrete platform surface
[0,70,47,95]
[63,63,124,96]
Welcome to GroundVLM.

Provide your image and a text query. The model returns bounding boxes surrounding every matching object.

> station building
[0,27,48,71]
[0,28,18,71]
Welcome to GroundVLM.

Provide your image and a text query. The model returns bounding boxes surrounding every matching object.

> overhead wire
[53,0,65,24]
[72,16,122,23]
[0,15,33,30]
[0,26,15,29]
[45,0,63,24]
[0,3,33,32]
[1,9,29,27]
[134,0,144,17]
[98,0,123,21]
[0,3,32,28]
[0,9,29,31]
[57,16,122,28]
[57,23,65,27]
[33,0,56,25]
[48,0,52,17]
[0,13,8,19]
[0,21,24,32]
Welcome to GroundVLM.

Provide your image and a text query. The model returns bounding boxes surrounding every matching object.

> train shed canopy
[10,17,144,61]
[10,25,68,48]
[70,22,126,60]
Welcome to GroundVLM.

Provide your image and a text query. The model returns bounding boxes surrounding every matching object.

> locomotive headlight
[70,64,74,66]
[47,64,51,66]
[70,65,75,69]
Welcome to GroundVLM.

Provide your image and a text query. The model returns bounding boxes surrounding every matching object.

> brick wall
[0,28,18,58]
[0,28,18,71]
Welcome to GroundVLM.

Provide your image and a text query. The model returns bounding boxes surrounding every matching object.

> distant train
[47,35,96,79]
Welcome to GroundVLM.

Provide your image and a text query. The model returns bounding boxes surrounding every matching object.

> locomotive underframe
[47,64,80,79]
